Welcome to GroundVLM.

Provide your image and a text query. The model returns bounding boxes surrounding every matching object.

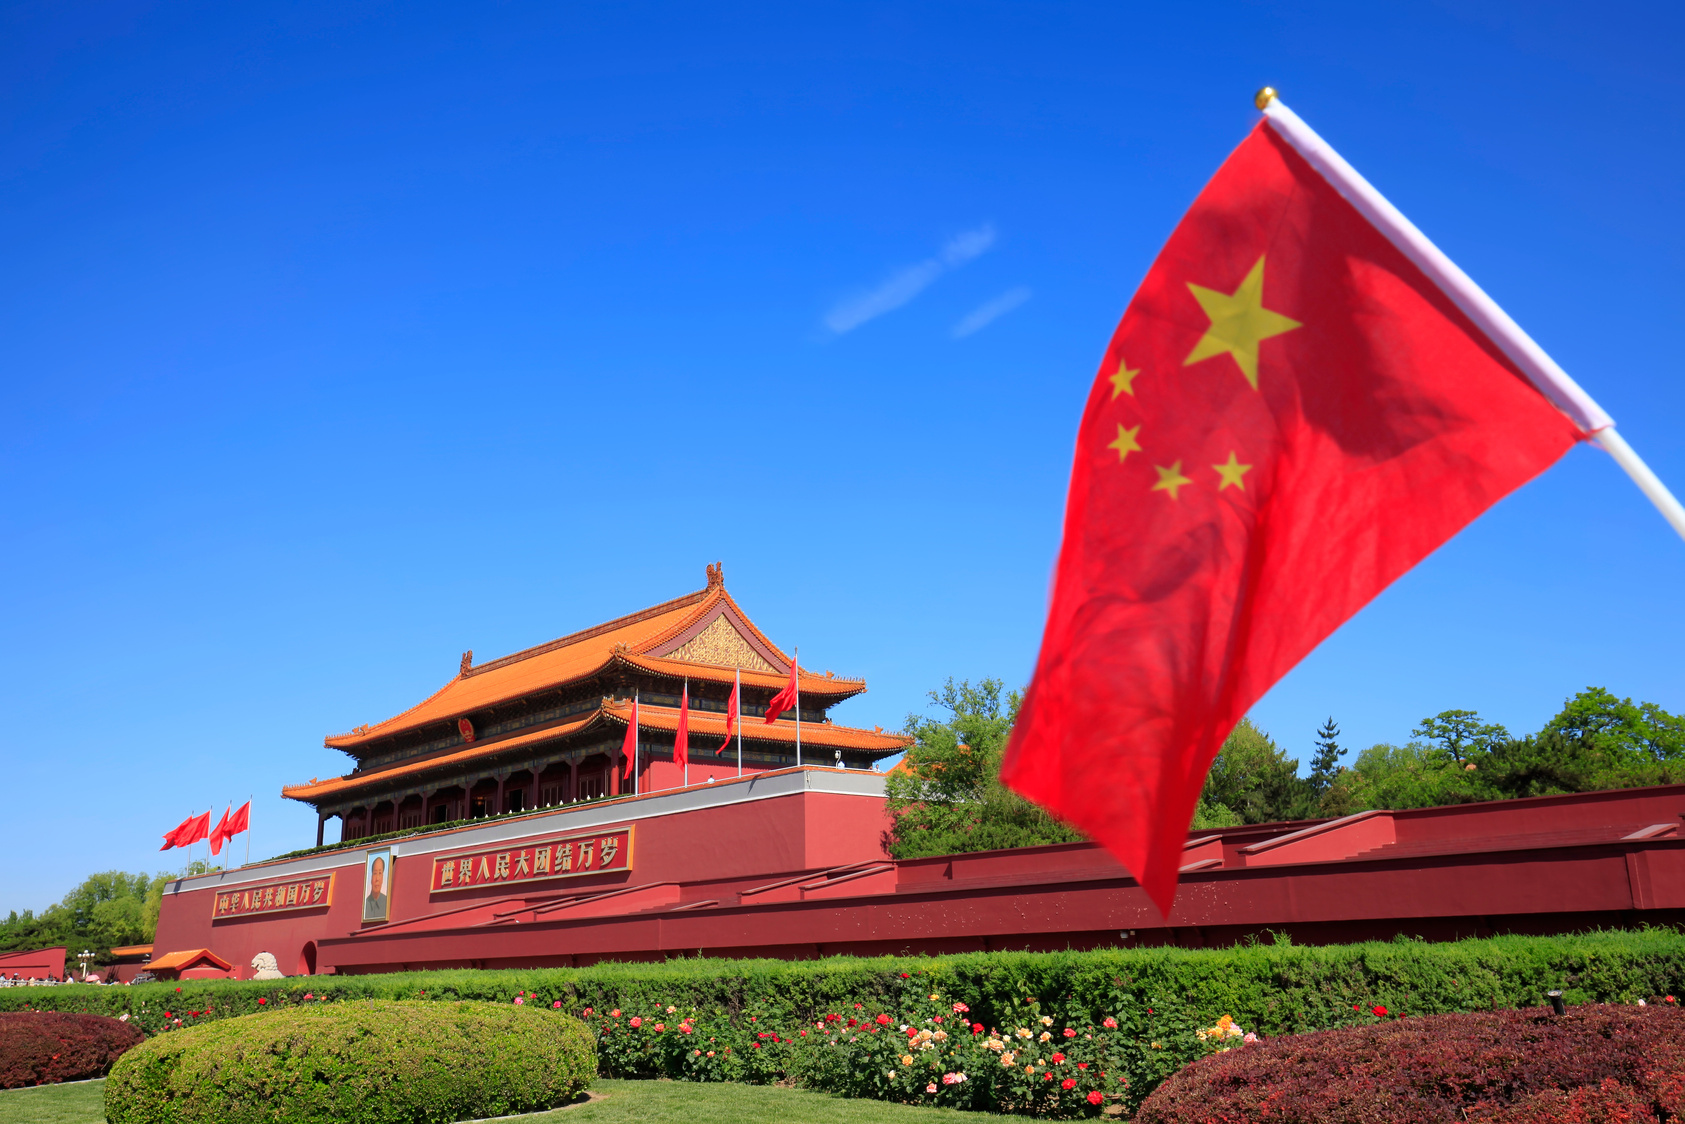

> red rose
[1063,1027,1076,1038]
[1087,1091,1104,1105]
[972,1023,984,1034]
[1043,1072,1053,1082]
[257,999,266,1005]
[900,973,910,978]
[1062,1078,1077,1090]
[1371,1005,1388,1017]
[1102,1017,1117,1028]
[876,1014,892,1025]
[1051,1052,1065,1064]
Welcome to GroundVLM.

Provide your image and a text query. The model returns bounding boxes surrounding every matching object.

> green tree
[1542,687,1685,763]
[884,678,1084,859]
[0,867,196,962]
[1198,718,1317,824]
[1411,709,1510,765]
[1308,717,1344,795]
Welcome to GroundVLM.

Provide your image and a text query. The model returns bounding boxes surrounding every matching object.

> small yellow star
[1212,451,1252,491]
[1152,461,1192,500]
[1109,360,1140,399]
[1184,255,1301,389]
[1107,424,1142,463]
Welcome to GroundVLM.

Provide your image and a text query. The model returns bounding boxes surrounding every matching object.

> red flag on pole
[209,806,232,856]
[764,657,798,724]
[674,681,690,775]
[621,694,639,782]
[1001,104,1589,919]
[225,800,250,839]
[179,811,212,848]
[717,672,739,756]
[159,813,197,851]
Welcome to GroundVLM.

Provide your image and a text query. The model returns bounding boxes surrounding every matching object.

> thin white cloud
[952,286,1031,339]
[824,224,995,334]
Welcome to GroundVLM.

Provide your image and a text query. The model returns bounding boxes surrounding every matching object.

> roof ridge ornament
[459,650,473,676]
[706,561,724,590]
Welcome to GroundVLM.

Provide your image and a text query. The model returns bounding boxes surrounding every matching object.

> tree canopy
[884,680,1685,859]
[0,863,216,962]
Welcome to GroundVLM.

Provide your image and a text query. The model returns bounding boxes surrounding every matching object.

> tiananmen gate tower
[146,565,1685,979]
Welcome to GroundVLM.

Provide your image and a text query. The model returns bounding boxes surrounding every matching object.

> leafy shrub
[1135,1005,1685,1123]
[0,1011,144,1088]
[105,1000,594,1124]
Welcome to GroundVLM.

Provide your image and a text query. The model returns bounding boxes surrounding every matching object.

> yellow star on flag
[1184,255,1301,389]
[1109,360,1140,399]
[1107,424,1142,463]
[1212,451,1252,491]
[1152,461,1192,500]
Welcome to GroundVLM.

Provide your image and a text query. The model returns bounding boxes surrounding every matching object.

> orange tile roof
[285,700,910,804]
[285,713,603,801]
[323,579,864,752]
[147,948,233,972]
[107,944,153,958]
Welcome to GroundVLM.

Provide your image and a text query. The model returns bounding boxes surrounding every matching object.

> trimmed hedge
[0,1011,144,1088]
[104,1000,594,1124]
[1135,1005,1685,1123]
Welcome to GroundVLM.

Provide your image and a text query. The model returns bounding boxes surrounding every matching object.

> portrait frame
[363,847,393,922]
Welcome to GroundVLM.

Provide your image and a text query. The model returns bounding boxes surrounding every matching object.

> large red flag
[717,672,739,756]
[674,682,690,772]
[764,658,798,724]
[1001,115,1586,917]
[208,807,232,856]
[621,695,639,781]
[159,813,197,851]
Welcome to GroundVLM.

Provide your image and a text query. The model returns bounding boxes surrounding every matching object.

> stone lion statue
[249,951,284,980]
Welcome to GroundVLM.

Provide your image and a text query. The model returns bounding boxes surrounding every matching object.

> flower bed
[0,1011,144,1088]
[1134,1005,1685,1123]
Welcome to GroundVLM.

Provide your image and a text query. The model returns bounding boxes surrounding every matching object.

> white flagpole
[1258,89,1685,544]
[736,667,743,778]
[632,690,640,796]
[794,647,801,768]
[683,677,689,789]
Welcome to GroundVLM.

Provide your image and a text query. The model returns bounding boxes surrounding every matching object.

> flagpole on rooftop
[245,795,252,868]
[1257,87,1685,545]
[795,648,802,768]
[736,667,743,778]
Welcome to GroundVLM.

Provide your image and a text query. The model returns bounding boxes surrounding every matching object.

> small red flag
[764,659,798,724]
[208,807,232,856]
[178,811,212,848]
[674,682,690,770]
[718,673,739,756]
[621,696,639,781]
[159,813,196,851]
[225,800,250,838]
[1001,120,1582,917]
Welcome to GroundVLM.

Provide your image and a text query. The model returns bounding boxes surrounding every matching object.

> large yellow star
[1152,461,1192,500]
[1212,451,1252,491]
[1109,360,1140,399]
[1107,424,1142,463]
[1184,256,1301,389]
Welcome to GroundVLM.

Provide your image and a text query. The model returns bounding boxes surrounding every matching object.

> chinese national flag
[208,807,231,856]
[718,674,739,756]
[160,813,197,851]
[621,696,639,780]
[674,682,690,770]
[764,659,798,724]
[1000,121,1584,917]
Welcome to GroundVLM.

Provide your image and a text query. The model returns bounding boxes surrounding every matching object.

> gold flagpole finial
[1254,87,1279,110]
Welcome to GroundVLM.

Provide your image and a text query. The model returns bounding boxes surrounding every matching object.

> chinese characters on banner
[213,873,335,919]
[429,827,633,893]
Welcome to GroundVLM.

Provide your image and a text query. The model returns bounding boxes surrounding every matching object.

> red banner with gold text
[429,827,633,893]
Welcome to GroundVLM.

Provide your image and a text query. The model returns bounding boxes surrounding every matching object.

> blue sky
[3,2,1681,912]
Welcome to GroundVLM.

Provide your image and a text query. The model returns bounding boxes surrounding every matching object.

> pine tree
[1309,716,1345,794]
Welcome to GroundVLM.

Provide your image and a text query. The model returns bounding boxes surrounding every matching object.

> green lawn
[0,1078,977,1124]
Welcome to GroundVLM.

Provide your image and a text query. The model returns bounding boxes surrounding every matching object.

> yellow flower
[985,1038,1004,1051]
[929,994,940,1002]
[1151,1041,1162,1050]
[1039,1016,1053,1026]
[1001,1051,1016,1065]
[901,1054,914,1067]
[1025,1065,1036,1074]
[1015,1028,1033,1039]
[1039,1031,1053,1042]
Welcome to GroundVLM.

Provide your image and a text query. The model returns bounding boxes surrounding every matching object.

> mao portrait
[363,848,393,921]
